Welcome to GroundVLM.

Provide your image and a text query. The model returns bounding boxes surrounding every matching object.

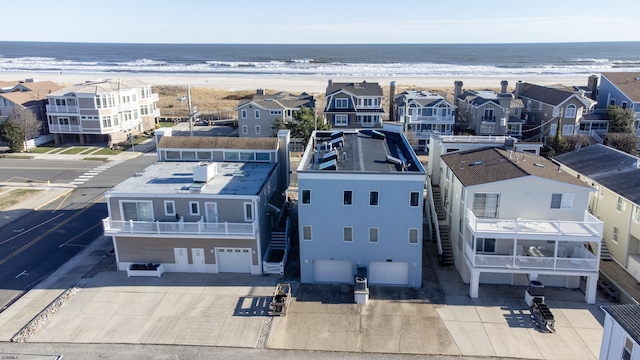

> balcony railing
[466,209,603,240]
[482,116,496,123]
[466,244,598,272]
[48,124,82,133]
[102,217,257,237]
[406,115,455,124]
[46,105,79,113]
[409,129,453,140]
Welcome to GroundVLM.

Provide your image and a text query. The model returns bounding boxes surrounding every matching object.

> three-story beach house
[595,72,640,136]
[393,89,456,150]
[296,124,426,287]
[46,79,160,145]
[436,146,603,303]
[324,80,384,128]
[102,129,292,275]
[237,89,315,137]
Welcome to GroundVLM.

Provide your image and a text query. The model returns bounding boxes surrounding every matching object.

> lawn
[92,148,122,155]
[0,189,43,211]
[59,147,91,154]
[29,146,61,154]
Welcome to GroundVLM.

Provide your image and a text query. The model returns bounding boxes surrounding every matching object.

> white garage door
[216,248,252,273]
[369,262,409,286]
[313,260,352,283]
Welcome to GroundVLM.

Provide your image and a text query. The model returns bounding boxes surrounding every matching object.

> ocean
[1,41,639,79]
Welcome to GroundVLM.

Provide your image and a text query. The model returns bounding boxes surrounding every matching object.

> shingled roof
[326,81,382,97]
[157,136,278,150]
[441,147,590,188]
[603,304,640,347]
[518,83,583,106]
[48,79,150,97]
[554,144,640,204]
[601,72,640,103]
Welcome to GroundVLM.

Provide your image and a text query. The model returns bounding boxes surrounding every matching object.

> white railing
[46,105,79,113]
[48,124,82,133]
[406,115,455,124]
[102,217,256,236]
[263,217,291,275]
[467,244,598,272]
[466,209,603,239]
[410,130,453,140]
[437,135,511,143]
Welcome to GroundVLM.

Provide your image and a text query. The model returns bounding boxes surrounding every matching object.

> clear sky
[3,0,639,44]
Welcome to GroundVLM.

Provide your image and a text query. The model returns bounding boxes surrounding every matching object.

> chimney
[500,80,508,94]
[389,81,396,121]
[454,80,463,100]
[256,88,265,96]
[514,81,524,98]
[587,75,598,100]
[328,79,333,87]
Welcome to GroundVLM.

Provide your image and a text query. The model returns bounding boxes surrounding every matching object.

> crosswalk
[69,160,124,185]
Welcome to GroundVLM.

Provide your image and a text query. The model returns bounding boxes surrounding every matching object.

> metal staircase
[430,185,453,266]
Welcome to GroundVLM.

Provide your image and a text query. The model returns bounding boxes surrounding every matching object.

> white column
[585,275,598,304]
[469,270,480,298]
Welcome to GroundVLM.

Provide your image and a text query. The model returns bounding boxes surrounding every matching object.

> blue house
[596,72,640,136]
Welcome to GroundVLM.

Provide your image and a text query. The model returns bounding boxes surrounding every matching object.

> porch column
[469,270,480,298]
[585,275,598,304]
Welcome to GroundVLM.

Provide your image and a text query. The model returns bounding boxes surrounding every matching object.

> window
[164,201,175,216]
[244,202,253,221]
[255,125,261,135]
[256,152,270,162]
[483,108,495,122]
[565,105,576,118]
[410,192,420,207]
[634,206,640,223]
[121,201,153,221]
[242,125,248,135]
[189,201,200,216]
[302,225,312,241]
[343,190,352,205]
[480,123,495,134]
[622,101,628,109]
[335,98,348,108]
[613,226,619,243]
[301,189,311,204]
[369,227,379,243]
[609,99,616,106]
[241,109,247,119]
[369,191,379,206]
[473,193,499,218]
[475,238,496,253]
[255,110,260,118]
[409,228,419,244]
[622,337,633,360]
[335,114,348,126]
[343,227,353,242]
[550,193,573,209]
[617,196,624,212]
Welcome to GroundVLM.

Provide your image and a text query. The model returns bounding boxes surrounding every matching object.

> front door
[192,248,206,273]
[205,202,218,223]
[174,247,189,272]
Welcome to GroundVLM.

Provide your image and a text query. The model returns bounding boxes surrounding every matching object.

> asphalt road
[0,153,158,310]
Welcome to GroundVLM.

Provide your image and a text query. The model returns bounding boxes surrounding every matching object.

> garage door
[216,248,252,273]
[313,260,352,283]
[369,262,409,286]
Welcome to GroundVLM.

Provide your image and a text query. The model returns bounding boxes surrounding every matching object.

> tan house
[555,144,640,283]
[0,79,61,132]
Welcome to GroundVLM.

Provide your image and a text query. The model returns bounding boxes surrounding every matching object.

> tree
[0,120,25,152]
[607,106,635,133]
[271,117,285,137]
[287,106,329,143]
[606,133,638,156]
[6,107,41,151]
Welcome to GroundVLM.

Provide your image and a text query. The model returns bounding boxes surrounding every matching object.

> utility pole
[187,86,194,136]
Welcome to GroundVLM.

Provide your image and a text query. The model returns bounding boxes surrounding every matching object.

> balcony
[48,124,82,133]
[46,105,79,114]
[102,217,257,237]
[465,242,599,273]
[409,129,453,140]
[481,116,496,123]
[406,115,455,124]
[466,209,603,242]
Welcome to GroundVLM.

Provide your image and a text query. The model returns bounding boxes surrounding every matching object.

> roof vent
[232,169,246,177]
[469,161,483,166]
[534,163,545,168]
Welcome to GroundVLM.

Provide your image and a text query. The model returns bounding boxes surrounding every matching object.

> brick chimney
[454,81,463,100]
[389,81,396,121]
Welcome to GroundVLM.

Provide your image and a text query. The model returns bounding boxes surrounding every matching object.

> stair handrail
[426,176,443,255]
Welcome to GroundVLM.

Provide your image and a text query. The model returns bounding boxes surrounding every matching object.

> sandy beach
[0,71,590,93]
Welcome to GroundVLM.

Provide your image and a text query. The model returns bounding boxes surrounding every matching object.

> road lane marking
[59,223,101,248]
[0,213,66,246]
[15,270,29,278]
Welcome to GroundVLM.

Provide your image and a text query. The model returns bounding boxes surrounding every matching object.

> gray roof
[326,81,382,97]
[518,83,579,106]
[603,304,640,346]
[601,72,640,103]
[237,97,314,111]
[48,79,150,97]
[106,161,277,196]
[442,147,591,188]
[158,136,278,150]
[554,144,640,204]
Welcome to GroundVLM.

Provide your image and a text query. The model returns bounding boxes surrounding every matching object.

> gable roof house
[596,72,640,136]
[436,146,603,303]
[46,79,160,145]
[555,144,640,285]
[102,129,293,276]
[236,89,315,138]
[454,80,525,138]
[393,89,456,150]
[514,81,597,142]
[600,304,640,360]
[324,80,384,128]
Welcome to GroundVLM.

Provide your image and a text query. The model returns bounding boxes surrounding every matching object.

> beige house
[555,144,640,282]
[46,79,159,145]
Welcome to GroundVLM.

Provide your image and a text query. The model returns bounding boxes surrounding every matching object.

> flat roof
[299,129,425,173]
[106,161,277,197]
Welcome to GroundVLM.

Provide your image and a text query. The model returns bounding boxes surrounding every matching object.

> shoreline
[0,71,591,93]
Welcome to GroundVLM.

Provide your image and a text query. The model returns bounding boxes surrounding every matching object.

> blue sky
[3,0,639,44]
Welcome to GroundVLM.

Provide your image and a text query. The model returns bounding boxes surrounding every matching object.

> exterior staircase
[431,185,446,221]
[599,241,613,261]
[270,229,287,252]
[431,185,453,266]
